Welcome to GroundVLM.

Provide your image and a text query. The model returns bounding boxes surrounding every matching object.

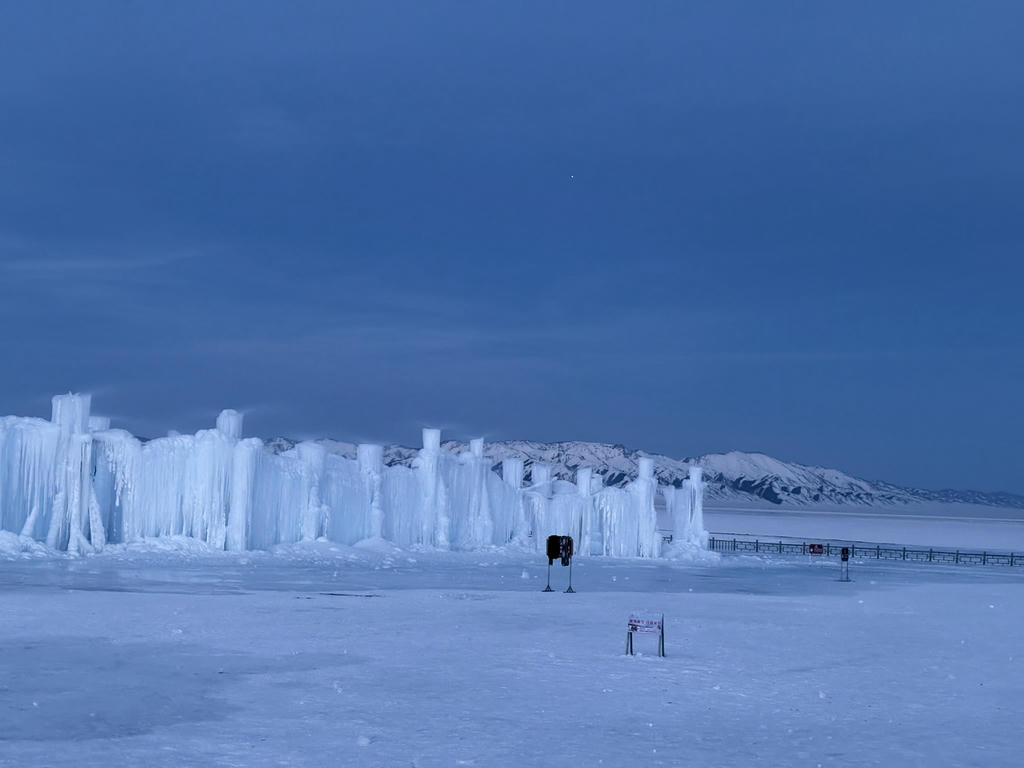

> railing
[706,535,1022,567]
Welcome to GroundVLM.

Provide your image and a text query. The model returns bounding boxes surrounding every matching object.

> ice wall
[0,395,705,557]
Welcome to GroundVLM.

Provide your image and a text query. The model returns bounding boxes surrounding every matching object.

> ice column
[576,467,592,497]
[216,409,244,441]
[629,457,659,558]
[500,456,528,545]
[502,458,523,490]
[575,466,595,554]
[299,441,329,540]
[531,463,552,499]
[227,438,262,551]
[52,393,91,437]
[358,443,385,540]
[417,428,448,548]
[524,462,553,547]
[447,438,493,549]
[422,428,441,453]
[0,416,60,540]
[682,466,707,546]
[47,394,103,553]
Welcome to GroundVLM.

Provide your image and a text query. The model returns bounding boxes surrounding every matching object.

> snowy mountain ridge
[264,438,1024,511]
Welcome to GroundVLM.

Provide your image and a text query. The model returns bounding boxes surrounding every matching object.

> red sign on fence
[809,544,824,555]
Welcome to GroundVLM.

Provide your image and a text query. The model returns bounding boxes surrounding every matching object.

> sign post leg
[543,562,553,592]
[565,558,575,593]
[626,631,633,656]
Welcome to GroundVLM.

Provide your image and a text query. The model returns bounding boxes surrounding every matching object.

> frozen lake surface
[2,540,1022,767]
[704,502,1024,551]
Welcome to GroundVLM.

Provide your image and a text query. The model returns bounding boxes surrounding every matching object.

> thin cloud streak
[1,251,197,274]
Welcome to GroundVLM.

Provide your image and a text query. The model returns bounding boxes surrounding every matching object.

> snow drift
[0,394,706,557]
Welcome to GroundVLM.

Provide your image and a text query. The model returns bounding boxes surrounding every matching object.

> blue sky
[1,2,1021,493]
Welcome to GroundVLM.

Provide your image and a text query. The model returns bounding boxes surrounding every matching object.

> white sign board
[626,612,665,656]
[628,613,663,634]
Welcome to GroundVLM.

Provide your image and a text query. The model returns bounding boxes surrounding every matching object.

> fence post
[755,540,759,553]
[956,550,959,564]
[983,552,987,565]
[929,548,933,562]
[902,547,906,560]
[1012,553,1016,567]
[779,540,783,554]
[876,545,880,559]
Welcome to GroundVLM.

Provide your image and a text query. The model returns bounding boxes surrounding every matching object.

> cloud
[0,251,195,274]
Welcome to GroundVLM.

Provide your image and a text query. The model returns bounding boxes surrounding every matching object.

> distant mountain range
[264,438,1024,511]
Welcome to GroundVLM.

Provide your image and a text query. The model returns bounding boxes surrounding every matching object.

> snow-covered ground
[704,502,1024,551]
[2,539,1022,767]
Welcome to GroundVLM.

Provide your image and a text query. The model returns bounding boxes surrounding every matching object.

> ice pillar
[502,458,523,490]
[576,467,592,496]
[531,462,552,499]
[47,394,103,553]
[227,438,261,551]
[358,443,385,539]
[455,438,492,549]
[52,393,91,436]
[684,466,707,547]
[418,428,448,548]
[629,457,659,558]
[576,466,595,554]
[216,409,244,441]
[422,428,441,453]
[638,457,654,481]
[299,441,328,541]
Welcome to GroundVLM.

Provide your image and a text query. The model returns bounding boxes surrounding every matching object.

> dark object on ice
[319,592,382,598]
[841,547,849,562]
[546,535,561,565]
[559,535,574,566]
[543,535,576,592]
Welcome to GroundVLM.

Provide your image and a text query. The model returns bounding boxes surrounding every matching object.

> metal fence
[706,535,1023,567]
